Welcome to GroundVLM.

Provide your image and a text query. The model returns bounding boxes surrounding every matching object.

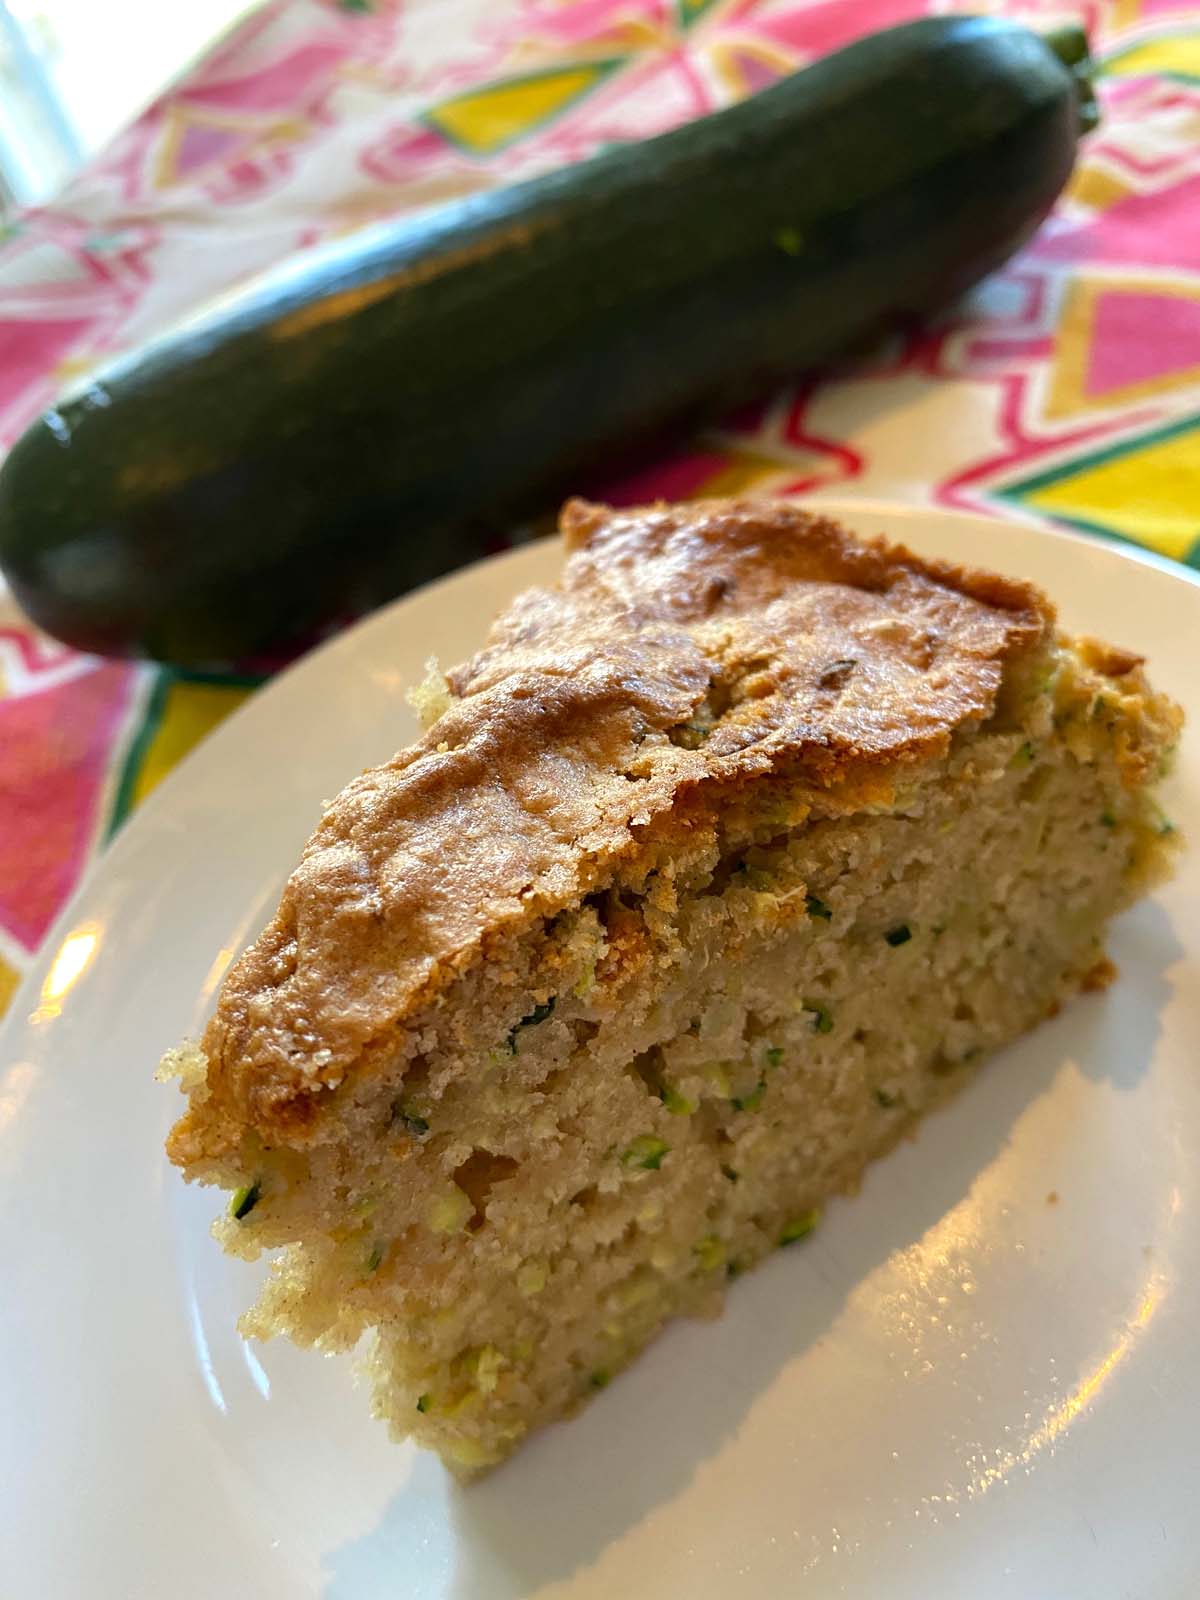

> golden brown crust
[1080,956,1119,992]
[177,498,1053,1155]
[1076,637,1143,678]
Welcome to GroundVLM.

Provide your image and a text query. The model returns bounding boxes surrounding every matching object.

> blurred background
[0,0,249,208]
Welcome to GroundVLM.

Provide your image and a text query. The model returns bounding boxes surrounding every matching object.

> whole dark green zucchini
[0,16,1095,665]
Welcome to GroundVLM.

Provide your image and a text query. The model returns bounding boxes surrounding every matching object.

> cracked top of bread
[177,497,1053,1154]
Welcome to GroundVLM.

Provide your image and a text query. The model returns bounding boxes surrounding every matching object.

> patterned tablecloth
[1,0,1197,1020]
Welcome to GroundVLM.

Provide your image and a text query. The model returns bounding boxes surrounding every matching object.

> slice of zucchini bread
[161,498,1182,1474]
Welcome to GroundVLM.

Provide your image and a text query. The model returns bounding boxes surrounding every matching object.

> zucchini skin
[0,17,1088,665]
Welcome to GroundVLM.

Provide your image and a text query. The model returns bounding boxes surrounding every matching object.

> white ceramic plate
[2,502,1198,1600]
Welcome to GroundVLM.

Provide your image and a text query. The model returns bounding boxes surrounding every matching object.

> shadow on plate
[322,903,1179,1600]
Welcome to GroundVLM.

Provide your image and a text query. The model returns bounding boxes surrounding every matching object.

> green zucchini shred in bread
[780,1209,821,1245]
[621,1135,670,1171]
[159,497,1183,1476]
[228,1181,260,1221]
